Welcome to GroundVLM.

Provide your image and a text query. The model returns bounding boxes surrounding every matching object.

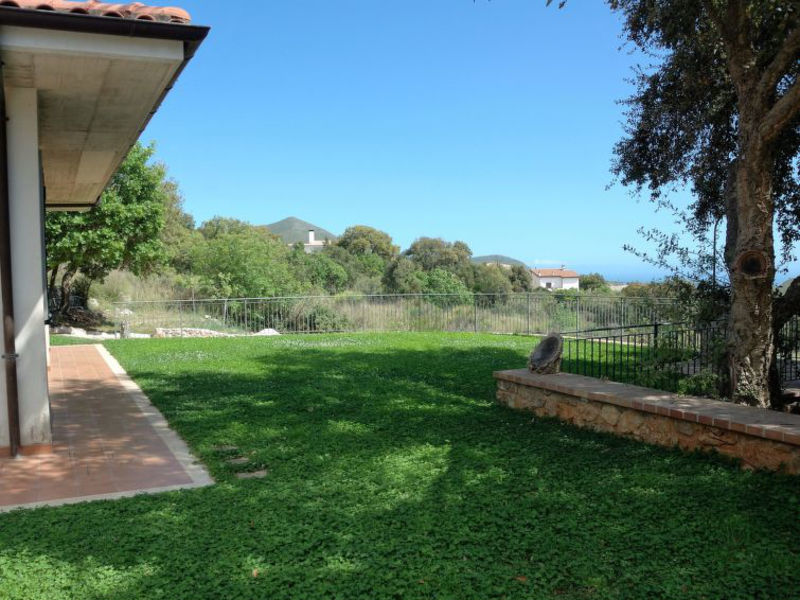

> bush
[304,303,349,332]
[678,369,723,399]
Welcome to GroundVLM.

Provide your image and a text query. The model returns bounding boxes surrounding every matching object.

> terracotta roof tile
[1,0,191,24]
[531,268,579,278]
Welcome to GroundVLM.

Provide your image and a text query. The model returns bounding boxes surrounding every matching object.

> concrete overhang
[0,8,208,210]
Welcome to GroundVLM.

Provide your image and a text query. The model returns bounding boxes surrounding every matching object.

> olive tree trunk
[725,148,776,407]
[57,267,77,317]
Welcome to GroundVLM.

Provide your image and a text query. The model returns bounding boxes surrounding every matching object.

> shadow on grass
[1,336,799,599]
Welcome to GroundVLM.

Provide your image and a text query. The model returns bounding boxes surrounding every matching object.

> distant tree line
[47,144,694,317]
[45,143,547,310]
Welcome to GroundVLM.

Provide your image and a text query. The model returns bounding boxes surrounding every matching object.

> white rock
[253,328,281,337]
[85,332,111,340]
[154,328,233,339]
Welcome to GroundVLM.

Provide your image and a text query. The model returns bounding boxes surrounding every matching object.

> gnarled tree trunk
[57,267,77,317]
[725,143,776,407]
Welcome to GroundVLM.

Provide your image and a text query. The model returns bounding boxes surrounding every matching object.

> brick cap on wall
[494,370,800,447]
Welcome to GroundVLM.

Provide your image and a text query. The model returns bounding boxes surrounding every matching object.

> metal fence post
[527,293,531,335]
[653,322,660,362]
[474,295,478,333]
[178,301,183,337]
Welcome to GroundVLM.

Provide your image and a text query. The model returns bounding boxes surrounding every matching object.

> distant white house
[300,230,327,254]
[530,267,580,291]
[265,218,336,253]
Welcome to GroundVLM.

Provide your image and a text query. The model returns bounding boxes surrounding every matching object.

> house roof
[531,268,579,278]
[1,0,191,23]
[0,0,207,209]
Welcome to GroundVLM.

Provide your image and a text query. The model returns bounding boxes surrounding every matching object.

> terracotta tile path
[0,345,212,512]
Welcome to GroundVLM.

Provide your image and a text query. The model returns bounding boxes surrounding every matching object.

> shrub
[678,369,723,399]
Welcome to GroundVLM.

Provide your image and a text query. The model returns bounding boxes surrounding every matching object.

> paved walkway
[0,345,211,512]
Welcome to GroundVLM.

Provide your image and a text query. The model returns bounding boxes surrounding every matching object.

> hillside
[265,217,338,245]
[471,255,528,268]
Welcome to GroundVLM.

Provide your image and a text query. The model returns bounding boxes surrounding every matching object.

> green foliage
[322,245,386,292]
[472,264,513,296]
[159,179,197,272]
[580,273,609,293]
[289,248,349,295]
[300,302,350,331]
[46,142,167,288]
[609,0,800,261]
[608,0,800,404]
[197,216,258,240]
[404,237,473,274]
[189,228,298,298]
[3,333,799,599]
[678,370,724,400]
[621,277,729,326]
[383,257,428,294]
[90,270,196,305]
[336,225,399,261]
[508,264,533,293]
[422,268,472,306]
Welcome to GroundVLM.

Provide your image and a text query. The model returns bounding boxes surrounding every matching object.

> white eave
[0,12,208,210]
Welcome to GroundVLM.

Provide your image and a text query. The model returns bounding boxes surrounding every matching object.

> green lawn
[49,335,101,347]
[2,332,799,599]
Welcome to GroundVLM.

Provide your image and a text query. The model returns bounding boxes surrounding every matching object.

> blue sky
[141,0,797,284]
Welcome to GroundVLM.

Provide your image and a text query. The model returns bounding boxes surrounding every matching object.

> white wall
[531,275,581,291]
[535,276,563,290]
[6,87,51,447]
[562,277,580,290]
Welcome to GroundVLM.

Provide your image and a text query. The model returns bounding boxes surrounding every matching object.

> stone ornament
[528,334,563,374]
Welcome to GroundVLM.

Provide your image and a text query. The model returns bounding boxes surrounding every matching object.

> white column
[6,87,51,448]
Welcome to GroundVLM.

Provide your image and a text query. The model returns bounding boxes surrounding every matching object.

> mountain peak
[265,217,338,245]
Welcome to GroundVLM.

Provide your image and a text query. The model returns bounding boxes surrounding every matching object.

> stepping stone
[236,470,268,480]
[227,457,250,466]
[213,445,239,453]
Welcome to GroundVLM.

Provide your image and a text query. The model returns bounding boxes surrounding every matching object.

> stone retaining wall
[495,370,800,474]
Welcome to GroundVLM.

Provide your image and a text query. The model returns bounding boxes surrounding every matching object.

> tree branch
[704,0,756,94]
[756,25,800,105]
[759,77,800,143]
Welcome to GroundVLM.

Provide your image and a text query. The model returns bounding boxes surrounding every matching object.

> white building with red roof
[530,267,580,291]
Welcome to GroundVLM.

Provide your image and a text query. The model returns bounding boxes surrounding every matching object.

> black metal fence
[778,316,800,382]
[562,318,800,394]
[112,294,683,337]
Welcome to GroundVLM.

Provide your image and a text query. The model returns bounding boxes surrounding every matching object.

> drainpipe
[0,65,21,458]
